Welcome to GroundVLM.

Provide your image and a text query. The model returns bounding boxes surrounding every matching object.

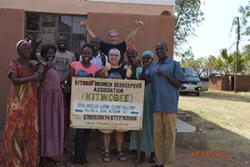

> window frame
[25,12,87,53]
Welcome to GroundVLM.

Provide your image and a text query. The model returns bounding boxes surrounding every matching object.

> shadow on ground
[181,91,250,103]
[179,108,250,154]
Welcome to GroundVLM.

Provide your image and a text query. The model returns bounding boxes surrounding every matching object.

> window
[25,12,87,54]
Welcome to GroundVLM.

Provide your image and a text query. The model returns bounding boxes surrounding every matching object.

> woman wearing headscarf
[1,39,42,167]
[129,50,155,163]
[124,44,141,80]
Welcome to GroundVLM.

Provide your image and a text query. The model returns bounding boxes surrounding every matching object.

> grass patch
[179,91,250,154]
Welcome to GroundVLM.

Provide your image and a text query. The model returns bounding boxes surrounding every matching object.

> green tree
[214,48,245,74]
[230,52,245,73]
[219,49,234,73]
[174,0,204,46]
[239,0,250,36]
[241,44,250,73]
[180,47,198,69]
[180,47,209,76]
[231,2,249,92]
[207,55,218,75]
[215,57,224,74]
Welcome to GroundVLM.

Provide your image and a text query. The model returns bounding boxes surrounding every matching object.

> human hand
[80,20,88,28]
[34,38,42,47]
[133,57,141,67]
[104,62,112,71]
[37,64,45,74]
[126,67,133,78]
[61,80,71,93]
[46,62,54,69]
[156,68,163,77]
[135,20,144,27]
[142,62,150,70]
[33,72,42,81]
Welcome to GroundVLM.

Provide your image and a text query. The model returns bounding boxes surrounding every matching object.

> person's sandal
[117,151,126,161]
[149,153,156,164]
[102,152,111,162]
[45,157,60,166]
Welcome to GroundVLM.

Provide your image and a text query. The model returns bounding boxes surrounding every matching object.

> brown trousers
[153,112,176,167]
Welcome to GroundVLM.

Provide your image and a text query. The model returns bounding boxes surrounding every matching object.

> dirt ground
[1,91,250,167]
[55,147,250,167]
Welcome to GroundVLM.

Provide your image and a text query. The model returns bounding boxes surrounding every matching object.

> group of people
[0,19,185,167]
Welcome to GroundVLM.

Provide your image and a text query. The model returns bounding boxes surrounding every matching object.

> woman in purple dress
[38,45,64,167]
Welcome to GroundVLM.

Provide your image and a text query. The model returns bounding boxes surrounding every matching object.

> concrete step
[177,113,193,122]
[176,119,206,149]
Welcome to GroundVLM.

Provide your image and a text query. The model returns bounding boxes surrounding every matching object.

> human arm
[156,62,185,89]
[80,20,97,39]
[9,72,42,85]
[139,61,151,83]
[157,69,182,88]
[61,67,74,93]
[99,62,111,78]
[8,60,43,85]
[125,20,144,43]
[30,38,42,61]
[140,68,151,84]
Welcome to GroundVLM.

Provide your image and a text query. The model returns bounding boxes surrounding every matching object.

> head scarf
[142,50,154,58]
[16,39,26,48]
[16,39,32,57]
[127,44,138,52]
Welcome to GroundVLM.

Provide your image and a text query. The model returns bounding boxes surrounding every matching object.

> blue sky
[92,0,249,58]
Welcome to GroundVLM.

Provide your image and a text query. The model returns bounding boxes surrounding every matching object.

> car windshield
[182,68,198,77]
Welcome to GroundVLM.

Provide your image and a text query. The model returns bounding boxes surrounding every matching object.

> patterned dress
[1,60,39,167]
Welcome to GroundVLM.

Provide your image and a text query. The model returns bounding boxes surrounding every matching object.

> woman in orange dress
[1,39,42,167]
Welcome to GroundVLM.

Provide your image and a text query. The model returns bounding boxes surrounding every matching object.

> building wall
[88,13,174,57]
[209,76,228,91]
[0,1,174,124]
[209,75,250,91]
[236,75,250,91]
[0,0,173,15]
[0,9,25,123]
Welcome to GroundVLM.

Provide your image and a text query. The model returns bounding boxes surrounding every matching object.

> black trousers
[74,129,91,163]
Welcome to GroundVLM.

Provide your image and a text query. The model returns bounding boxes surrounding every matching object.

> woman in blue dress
[130,50,155,163]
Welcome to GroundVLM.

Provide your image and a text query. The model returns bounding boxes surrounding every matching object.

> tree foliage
[174,0,204,46]
[239,0,250,36]
[180,48,248,76]
[242,44,250,73]
[218,49,245,73]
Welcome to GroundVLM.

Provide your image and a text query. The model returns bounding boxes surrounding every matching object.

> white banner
[70,77,145,130]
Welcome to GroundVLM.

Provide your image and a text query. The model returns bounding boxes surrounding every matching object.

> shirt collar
[156,58,170,65]
[93,53,101,59]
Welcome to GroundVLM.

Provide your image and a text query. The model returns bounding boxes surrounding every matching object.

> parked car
[199,77,209,91]
[180,67,202,96]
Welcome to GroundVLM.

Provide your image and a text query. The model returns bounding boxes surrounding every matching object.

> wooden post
[234,17,240,93]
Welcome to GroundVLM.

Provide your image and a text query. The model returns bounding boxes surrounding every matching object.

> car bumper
[180,85,202,93]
